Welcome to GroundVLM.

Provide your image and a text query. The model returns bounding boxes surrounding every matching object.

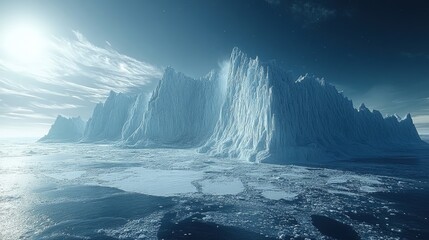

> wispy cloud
[0,31,163,135]
[49,31,162,95]
[412,115,429,125]
[31,102,84,110]
[413,115,429,135]
[3,112,55,121]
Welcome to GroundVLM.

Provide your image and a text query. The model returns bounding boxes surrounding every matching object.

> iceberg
[38,115,85,142]
[40,48,426,163]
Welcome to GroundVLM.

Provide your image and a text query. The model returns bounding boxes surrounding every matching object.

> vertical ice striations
[82,91,136,142]
[121,93,149,140]
[200,48,274,162]
[201,48,425,163]
[267,73,362,162]
[38,115,85,142]
[40,47,425,162]
[126,67,223,147]
[353,106,421,148]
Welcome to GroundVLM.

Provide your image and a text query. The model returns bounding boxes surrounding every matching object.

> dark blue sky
[1,0,429,135]
[5,0,428,79]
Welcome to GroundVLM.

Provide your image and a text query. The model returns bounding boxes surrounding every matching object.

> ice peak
[56,114,66,120]
[231,47,245,58]
[164,66,175,74]
[55,115,82,122]
[229,47,254,67]
[204,69,218,81]
[162,67,188,82]
[406,113,412,120]
[403,113,413,123]
[359,103,369,111]
[108,90,116,97]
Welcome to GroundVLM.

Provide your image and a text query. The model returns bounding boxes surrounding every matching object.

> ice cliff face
[41,48,425,163]
[126,67,223,147]
[38,115,85,142]
[199,50,274,162]
[201,48,424,162]
[121,93,149,140]
[82,91,136,142]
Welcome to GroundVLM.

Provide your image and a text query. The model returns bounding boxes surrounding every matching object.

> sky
[0,0,428,137]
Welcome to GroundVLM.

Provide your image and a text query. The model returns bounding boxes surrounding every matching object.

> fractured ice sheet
[97,168,203,197]
[0,142,424,239]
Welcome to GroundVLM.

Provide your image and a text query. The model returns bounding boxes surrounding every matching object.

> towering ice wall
[200,48,425,163]
[82,91,136,142]
[40,47,425,163]
[121,93,149,140]
[126,67,223,147]
[200,49,274,162]
[38,115,85,142]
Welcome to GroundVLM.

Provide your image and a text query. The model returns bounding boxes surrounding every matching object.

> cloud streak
[413,115,429,135]
[0,31,163,136]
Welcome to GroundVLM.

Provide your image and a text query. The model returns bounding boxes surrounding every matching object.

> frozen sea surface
[0,140,428,239]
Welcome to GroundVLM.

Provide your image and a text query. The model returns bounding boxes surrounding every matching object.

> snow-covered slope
[200,48,425,163]
[38,115,85,142]
[82,91,136,142]
[126,67,223,147]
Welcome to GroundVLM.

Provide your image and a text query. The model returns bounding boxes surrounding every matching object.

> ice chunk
[97,168,203,197]
[261,190,299,201]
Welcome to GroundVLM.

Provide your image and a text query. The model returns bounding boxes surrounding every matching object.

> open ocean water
[0,138,428,239]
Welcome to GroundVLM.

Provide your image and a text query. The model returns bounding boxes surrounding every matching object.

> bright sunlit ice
[1,22,49,64]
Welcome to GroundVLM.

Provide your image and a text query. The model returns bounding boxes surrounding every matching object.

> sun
[1,22,49,64]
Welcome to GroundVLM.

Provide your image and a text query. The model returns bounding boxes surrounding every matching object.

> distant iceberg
[38,115,85,142]
[41,48,427,163]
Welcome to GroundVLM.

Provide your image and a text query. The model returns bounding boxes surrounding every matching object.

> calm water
[0,140,428,239]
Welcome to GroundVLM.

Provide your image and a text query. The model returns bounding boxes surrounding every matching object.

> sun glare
[1,22,49,64]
